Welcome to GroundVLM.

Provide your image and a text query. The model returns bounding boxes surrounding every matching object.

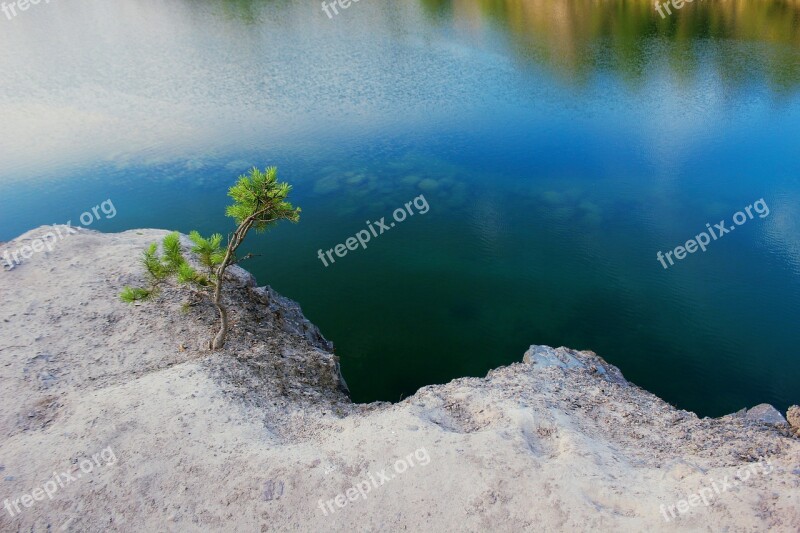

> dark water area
[1,0,799,416]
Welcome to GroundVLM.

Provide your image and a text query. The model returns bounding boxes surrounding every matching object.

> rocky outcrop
[0,227,798,532]
[788,405,800,436]
[743,404,789,425]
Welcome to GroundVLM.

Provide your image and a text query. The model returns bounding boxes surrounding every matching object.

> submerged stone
[418,178,439,191]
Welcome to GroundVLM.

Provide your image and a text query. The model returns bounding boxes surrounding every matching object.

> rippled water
[1,0,799,416]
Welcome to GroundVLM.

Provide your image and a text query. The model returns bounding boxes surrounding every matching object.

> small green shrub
[120,166,300,349]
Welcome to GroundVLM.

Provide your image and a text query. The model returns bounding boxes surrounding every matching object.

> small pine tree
[120,167,301,349]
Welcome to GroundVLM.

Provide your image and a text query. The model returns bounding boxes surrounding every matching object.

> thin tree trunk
[208,215,265,350]
[211,302,228,349]
[206,180,279,349]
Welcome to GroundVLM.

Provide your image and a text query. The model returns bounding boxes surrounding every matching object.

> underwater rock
[418,178,439,191]
[313,174,341,195]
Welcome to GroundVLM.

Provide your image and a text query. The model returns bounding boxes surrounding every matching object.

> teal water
[1,0,799,416]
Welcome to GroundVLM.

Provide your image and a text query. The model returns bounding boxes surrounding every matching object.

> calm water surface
[1,0,799,416]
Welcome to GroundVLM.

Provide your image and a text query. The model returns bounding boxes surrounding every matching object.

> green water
[1,0,799,416]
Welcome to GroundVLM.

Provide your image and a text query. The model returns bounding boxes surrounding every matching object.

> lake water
[1,0,799,417]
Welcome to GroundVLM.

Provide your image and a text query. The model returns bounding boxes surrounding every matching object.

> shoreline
[1,226,798,531]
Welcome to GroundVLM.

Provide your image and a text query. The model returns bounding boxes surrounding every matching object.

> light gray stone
[523,345,584,369]
[745,404,787,425]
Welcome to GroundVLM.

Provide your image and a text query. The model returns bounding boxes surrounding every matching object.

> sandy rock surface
[0,227,798,532]
[787,406,800,436]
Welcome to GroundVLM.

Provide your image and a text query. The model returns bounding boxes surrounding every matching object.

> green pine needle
[120,286,152,303]
[142,243,168,281]
[177,262,199,284]
[226,167,300,232]
[189,230,224,269]
[161,232,186,272]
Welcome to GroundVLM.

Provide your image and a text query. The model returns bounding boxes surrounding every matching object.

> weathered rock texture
[0,227,798,532]
[788,405,800,436]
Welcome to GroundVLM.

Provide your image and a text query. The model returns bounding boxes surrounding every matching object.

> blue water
[1,0,799,416]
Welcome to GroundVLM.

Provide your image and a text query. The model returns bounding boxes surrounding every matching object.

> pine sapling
[120,166,301,350]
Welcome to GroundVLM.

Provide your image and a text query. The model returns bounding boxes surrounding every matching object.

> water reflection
[419,0,800,88]
[1,0,799,415]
